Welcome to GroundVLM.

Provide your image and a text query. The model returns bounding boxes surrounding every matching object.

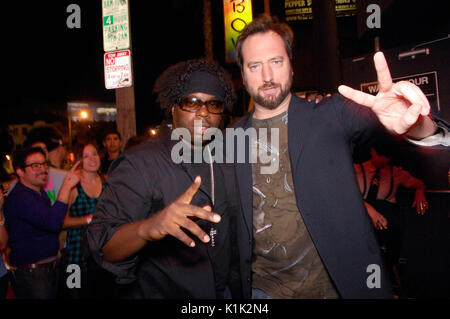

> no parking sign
[104,49,132,89]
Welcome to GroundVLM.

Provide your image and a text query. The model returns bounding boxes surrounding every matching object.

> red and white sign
[104,49,132,89]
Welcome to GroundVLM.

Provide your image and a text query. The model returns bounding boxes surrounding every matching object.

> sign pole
[102,0,136,147]
[115,85,136,148]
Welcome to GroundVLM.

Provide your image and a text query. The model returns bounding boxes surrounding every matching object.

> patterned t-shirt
[251,111,338,299]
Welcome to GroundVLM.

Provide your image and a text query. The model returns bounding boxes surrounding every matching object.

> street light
[80,110,89,119]
[67,103,90,165]
[67,110,89,164]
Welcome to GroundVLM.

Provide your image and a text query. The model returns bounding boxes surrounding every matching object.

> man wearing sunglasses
[3,147,84,298]
[88,59,240,298]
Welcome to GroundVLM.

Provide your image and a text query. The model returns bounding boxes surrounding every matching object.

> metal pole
[68,114,72,156]
[115,0,136,147]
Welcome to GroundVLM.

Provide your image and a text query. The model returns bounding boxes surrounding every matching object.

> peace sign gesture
[137,176,221,247]
[338,52,437,139]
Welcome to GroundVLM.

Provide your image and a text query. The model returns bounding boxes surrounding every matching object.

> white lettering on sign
[104,50,132,89]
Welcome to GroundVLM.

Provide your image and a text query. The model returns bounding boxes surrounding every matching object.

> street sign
[104,49,133,89]
[102,0,130,52]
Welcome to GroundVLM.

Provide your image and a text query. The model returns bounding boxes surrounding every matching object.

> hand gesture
[365,201,388,230]
[63,161,82,189]
[338,52,432,137]
[371,211,388,230]
[137,176,221,247]
[412,190,428,215]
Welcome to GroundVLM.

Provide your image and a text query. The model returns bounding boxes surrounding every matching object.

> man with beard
[87,59,240,298]
[3,147,80,298]
[231,15,440,299]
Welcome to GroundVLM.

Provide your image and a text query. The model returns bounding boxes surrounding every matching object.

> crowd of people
[0,15,448,300]
[0,124,149,299]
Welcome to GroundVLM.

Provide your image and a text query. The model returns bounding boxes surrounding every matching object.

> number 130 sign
[223,0,253,63]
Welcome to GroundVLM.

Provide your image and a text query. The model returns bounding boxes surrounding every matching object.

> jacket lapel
[233,114,254,237]
[288,95,309,172]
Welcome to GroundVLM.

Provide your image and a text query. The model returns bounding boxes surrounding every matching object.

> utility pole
[102,0,136,148]
[264,0,271,15]
[115,0,136,147]
[115,85,136,147]
[204,0,213,60]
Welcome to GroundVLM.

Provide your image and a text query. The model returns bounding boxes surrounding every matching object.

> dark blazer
[231,94,393,299]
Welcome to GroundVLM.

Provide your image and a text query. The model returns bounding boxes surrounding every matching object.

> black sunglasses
[177,96,225,114]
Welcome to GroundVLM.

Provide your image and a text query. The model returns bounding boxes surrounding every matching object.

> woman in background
[60,141,115,298]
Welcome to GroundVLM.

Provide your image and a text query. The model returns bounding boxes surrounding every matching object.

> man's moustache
[260,82,280,89]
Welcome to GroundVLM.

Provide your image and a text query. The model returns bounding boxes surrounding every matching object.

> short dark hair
[12,147,46,172]
[103,129,121,141]
[153,58,235,117]
[24,126,64,152]
[235,15,294,70]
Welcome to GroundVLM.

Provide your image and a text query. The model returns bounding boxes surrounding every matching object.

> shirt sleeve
[11,191,67,232]
[87,153,154,284]
[405,125,450,147]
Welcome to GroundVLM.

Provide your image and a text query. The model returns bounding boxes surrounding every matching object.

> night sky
[5,0,206,133]
[3,0,449,134]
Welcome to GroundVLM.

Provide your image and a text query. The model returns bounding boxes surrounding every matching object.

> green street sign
[102,0,130,52]
[103,15,114,26]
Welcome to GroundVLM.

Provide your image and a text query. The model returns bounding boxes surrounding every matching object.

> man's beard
[249,75,293,110]
[35,172,49,186]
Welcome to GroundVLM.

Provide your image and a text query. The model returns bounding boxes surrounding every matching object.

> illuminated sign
[285,0,356,22]
[223,0,253,63]
[335,0,357,17]
[68,102,117,122]
[285,0,313,21]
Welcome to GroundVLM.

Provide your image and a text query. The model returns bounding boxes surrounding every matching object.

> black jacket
[87,126,239,298]
[231,94,393,299]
